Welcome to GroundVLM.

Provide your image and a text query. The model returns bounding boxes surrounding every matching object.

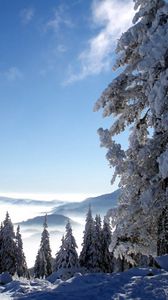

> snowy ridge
[0,268,168,299]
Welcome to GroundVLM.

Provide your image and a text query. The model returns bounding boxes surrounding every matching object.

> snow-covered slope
[1,267,168,299]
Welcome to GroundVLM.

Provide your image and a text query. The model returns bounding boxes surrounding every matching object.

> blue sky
[0,0,134,201]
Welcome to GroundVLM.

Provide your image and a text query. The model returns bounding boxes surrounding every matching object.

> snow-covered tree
[157,207,168,256]
[94,0,168,263]
[34,249,46,279]
[15,225,29,278]
[54,235,66,271]
[101,217,113,273]
[79,206,95,270]
[55,220,79,271]
[91,214,103,272]
[34,214,52,278]
[0,223,3,274]
[0,212,17,275]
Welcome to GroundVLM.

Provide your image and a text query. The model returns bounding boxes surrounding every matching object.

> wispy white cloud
[56,44,67,53]
[4,67,23,81]
[20,8,34,25]
[46,5,73,33]
[40,5,72,79]
[66,0,134,84]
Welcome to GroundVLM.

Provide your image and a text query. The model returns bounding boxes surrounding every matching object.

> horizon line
[0,192,102,202]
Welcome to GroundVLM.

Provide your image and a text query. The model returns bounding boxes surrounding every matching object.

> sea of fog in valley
[0,191,119,267]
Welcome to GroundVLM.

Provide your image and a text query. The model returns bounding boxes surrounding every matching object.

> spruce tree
[91,215,103,272]
[34,214,52,278]
[79,206,95,271]
[15,225,29,278]
[54,235,66,271]
[101,217,113,273]
[94,0,168,262]
[34,249,47,279]
[0,212,17,275]
[0,223,3,274]
[55,221,79,271]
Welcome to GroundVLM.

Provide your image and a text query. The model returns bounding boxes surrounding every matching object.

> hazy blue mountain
[52,189,120,217]
[0,196,64,207]
[16,214,79,228]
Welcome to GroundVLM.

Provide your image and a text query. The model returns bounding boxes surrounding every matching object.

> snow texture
[0,272,12,285]
[0,267,168,299]
[158,149,168,179]
[155,255,168,271]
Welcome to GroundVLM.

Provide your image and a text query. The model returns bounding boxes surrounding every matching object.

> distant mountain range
[1,190,120,229]
[16,190,120,228]
[16,214,79,228]
[0,196,64,207]
[52,189,120,217]
[0,190,120,217]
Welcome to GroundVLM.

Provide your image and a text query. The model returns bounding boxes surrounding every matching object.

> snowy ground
[1,268,168,300]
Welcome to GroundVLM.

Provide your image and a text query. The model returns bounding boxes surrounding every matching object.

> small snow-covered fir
[15,225,29,278]
[79,206,96,271]
[34,214,52,278]
[55,220,79,275]
[0,212,17,275]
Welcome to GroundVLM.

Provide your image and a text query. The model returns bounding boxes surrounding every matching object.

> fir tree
[0,223,3,274]
[91,214,103,272]
[101,217,113,273]
[16,225,29,278]
[55,220,79,271]
[0,212,17,275]
[54,235,66,271]
[94,0,168,263]
[64,220,79,269]
[79,206,95,271]
[34,249,47,279]
[34,214,52,278]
